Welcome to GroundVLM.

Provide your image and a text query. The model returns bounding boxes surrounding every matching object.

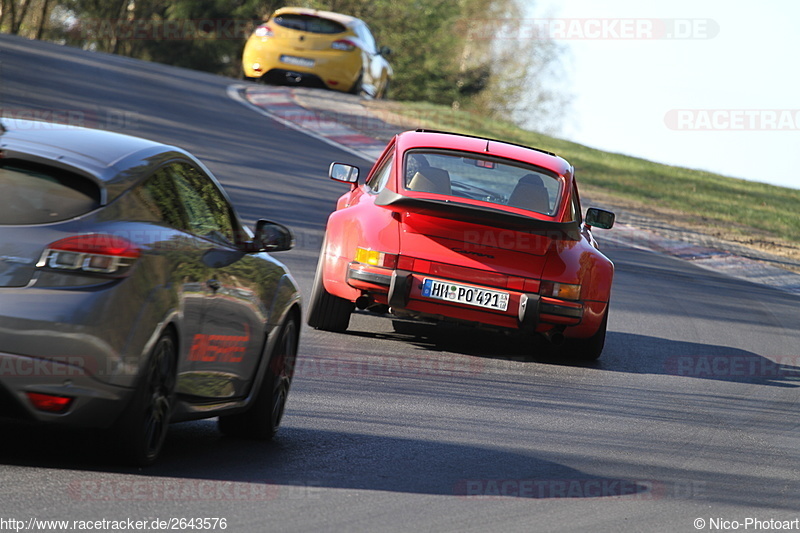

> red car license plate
[421,279,509,312]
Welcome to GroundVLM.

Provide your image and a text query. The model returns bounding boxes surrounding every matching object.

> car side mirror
[253,220,294,252]
[585,208,615,229]
[329,162,359,185]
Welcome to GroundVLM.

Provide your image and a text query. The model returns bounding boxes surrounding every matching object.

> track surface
[1,35,799,532]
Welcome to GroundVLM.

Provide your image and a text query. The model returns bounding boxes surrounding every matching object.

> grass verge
[365,100,800,266]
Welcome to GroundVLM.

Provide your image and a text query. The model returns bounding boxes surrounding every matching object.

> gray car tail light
[37,234,140,276]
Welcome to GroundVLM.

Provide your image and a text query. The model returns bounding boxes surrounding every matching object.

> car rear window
[0,160,101,225]
[403,150,563,216]
[273,14,347,34]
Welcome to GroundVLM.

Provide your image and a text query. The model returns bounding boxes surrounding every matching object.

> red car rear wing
[374,188,581,240]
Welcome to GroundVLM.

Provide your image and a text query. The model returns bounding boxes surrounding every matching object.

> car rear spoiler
[375,189,581,240]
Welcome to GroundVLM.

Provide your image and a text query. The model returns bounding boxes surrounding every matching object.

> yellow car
[242,7,393,99]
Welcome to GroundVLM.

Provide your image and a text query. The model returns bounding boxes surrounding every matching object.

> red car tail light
[26,392,74,414]
[254,24,273,37]
[331,39,356,51]
[540,280,582,301]
[37,234,140,276]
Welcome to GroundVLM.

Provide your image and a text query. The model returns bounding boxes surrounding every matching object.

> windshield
[403,150,562,216]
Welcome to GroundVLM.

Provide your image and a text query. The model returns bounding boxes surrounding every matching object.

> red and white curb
[228,83,800,297]
[602,223,800,295]
[227,84,386,162]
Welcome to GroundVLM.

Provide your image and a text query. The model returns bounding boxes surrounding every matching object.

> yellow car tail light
[331,39,356,51]
[254,25,273,37]
[355,247,398,269]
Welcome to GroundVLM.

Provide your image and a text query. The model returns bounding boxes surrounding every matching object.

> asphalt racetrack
[1,34,799,532]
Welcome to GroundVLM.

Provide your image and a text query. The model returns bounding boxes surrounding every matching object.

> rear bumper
[0,351,131,427]
[346,263,591,333]
[242,43,360,90]
[0,283,164,389]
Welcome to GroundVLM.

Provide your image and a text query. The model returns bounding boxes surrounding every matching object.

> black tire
[306,240,354,332]
[561,311,608,361]
[115,330,177,466]
[219,317,298,440]
[349,71,363,96]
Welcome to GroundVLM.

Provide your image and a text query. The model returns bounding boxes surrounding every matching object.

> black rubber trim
[260,69,327,89]
[388,270,412,308]
[375,189,580,240]
[540,302,583,319]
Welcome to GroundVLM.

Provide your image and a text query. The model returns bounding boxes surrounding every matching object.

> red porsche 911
[307,130,615,360]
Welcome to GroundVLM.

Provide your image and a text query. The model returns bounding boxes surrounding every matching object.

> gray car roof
[0,118,194,204]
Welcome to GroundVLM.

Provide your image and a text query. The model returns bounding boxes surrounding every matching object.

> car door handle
[206,279,221,292]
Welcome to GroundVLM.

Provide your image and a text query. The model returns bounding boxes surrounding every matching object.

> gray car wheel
[218,316,298,440]
[116,329,177,466]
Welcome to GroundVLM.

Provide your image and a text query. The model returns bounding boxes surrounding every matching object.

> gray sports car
[0,119,301,465]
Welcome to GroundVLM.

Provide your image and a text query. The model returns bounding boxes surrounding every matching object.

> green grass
[370,101,800,244]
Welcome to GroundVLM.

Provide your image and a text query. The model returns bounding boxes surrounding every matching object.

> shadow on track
[331,315,800,389]
[0,422,653,501]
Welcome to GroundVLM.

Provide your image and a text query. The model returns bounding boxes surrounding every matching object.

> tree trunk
[10,0,31,34]
[0,0,8,30]
[35,0,52,40]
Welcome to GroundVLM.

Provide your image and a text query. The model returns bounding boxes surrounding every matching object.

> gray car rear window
[0,160,101,225]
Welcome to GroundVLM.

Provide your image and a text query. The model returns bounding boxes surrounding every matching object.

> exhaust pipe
[355,295,372,310]
[544,330,566,347]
